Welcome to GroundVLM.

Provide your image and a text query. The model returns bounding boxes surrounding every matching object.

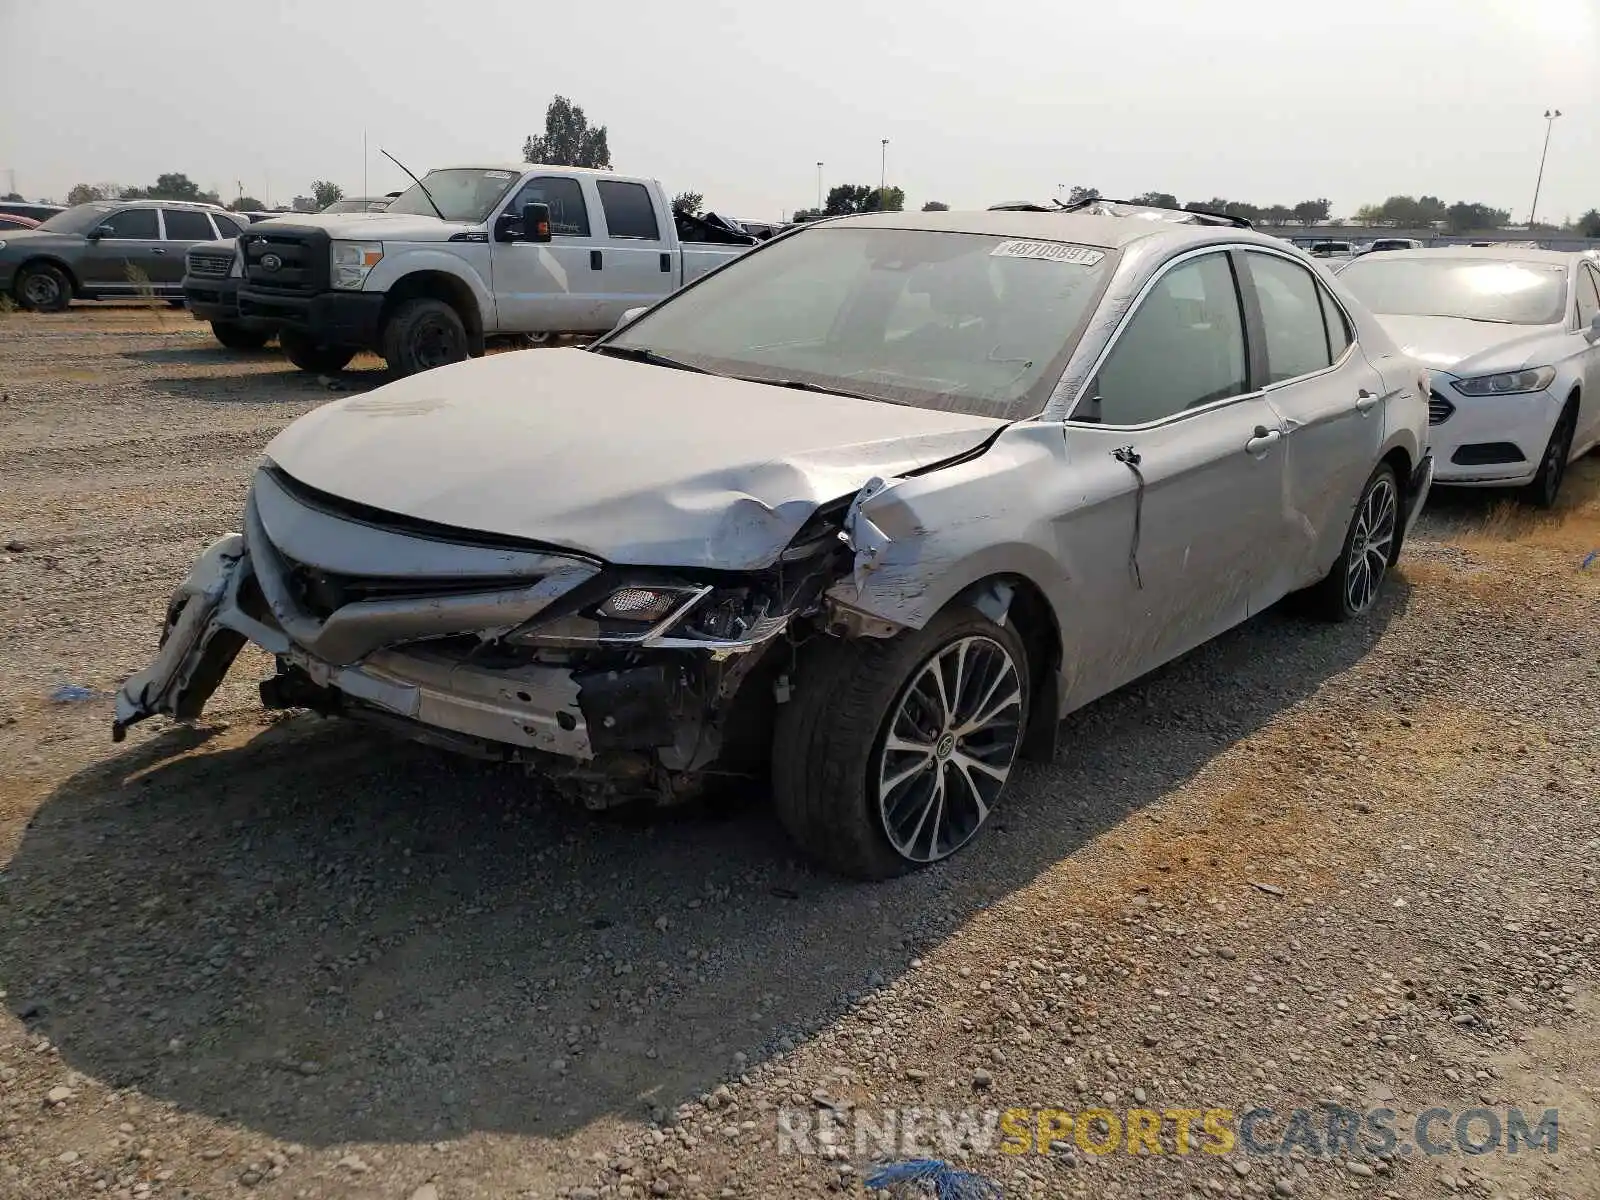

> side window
[1245,251,1333,383]
[212,213,243,238]
[1320,284,1352,359]
[596,180,661,241]
[1576,266,1600,328]
[161,209,217,241]
[1085,252,1247,425]
[96,208,159,239]
[509,177,589,237]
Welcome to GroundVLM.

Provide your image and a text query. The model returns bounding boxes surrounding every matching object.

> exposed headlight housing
[594,586,704,623]
[331,240,383,290]
[1450,366,1556,396]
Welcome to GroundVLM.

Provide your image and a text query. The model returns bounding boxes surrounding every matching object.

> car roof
[86,198,227,212]
[1349,245,1579,266]
[820,208,1280,251]
[435,163,624,177]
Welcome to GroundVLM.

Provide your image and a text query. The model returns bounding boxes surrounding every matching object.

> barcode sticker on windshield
[485,171,514,180]
[990,240,1106,266]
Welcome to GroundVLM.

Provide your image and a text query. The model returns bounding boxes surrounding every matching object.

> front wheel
[14,262,72,312]
[772,607,1030,880]
[382,297,468,377]
[1520,406,1575,510]
[1305,463,1400,622]
[279,328,355,374]
[211,321,270,351]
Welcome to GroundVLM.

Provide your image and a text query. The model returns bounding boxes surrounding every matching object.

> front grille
[280,557,531,622]
[1428,390,1455,425]
[1451,442,1525,467]
[187,251,234,278]
[240,227,328,294]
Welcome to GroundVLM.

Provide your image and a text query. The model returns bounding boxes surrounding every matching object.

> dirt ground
[1,307,1597,1200]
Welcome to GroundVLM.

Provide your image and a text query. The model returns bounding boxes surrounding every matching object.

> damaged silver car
[115,205,1434,879]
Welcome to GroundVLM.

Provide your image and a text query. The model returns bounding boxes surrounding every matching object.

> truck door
[489,175,608,334]
[592,179,675,320]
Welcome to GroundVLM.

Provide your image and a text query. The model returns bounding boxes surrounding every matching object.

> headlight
[1450,366,1556,396]
[330,240,383,290]
[594,586,703,622]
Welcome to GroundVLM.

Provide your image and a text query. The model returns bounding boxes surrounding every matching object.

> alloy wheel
[876,635,1024,863]
[22,273,60,308]
[1345,476,1397,614]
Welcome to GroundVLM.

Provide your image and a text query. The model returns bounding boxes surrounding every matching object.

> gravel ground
[1,307,1597,1200]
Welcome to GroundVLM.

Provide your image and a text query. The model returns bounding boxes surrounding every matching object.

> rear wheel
[772,606,1030,880]
[1520,406,1575,510]
[210,321,270,351]
[279,328,355,374]
[1305,463,1400,622]
[14,262,71,312]
[382,297,468,377]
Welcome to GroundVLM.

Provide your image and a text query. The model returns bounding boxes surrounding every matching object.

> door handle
[150,248,167,255]
[1245,426,1281,454]
[1355,389,1380,412]
[589,249,603,270]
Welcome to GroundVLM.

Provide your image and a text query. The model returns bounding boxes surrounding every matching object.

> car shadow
[0,580,1411,1148]
[145,370,387,404]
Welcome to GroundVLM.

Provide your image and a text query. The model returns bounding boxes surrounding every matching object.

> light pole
[880,139,889,196]
[816,161,823,211]
[1528,108,1562,229]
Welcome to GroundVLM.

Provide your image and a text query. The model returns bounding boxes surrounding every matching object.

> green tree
[1578,209,1600,238]
[522,95,612,169]
[1352,204,1385,225]
[311,180,344,209]
[1446,202,1510,234]
[0,191,21,201]
[65,183,110,205]
[790,207,823,223]
[1292,199,1331,225]
[291,195,318,213]
[1129,191,1179,209]
[229,196,264,212]
[1261,204,1293,225]
[1416,195,1448,226]
[921,200,950,211]
[863,186,905,213]
[120,173,218,203]
[1186,198,1261,222]
[1066,185,1099,204]
[671,191,703,215]
[823,184,874,216]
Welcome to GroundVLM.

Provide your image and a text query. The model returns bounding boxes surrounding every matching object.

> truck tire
[211,321,270,351]
[14,262,72,312]
[279,328,355,374]
[382,297,469,377]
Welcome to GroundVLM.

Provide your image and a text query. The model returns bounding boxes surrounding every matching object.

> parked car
[1337,247,1600,506]
[0,201,64,223]
[0,200,247,311]
[183,238,283,349]
[0,213,40,232]
[114,205,1432,878]
[1365,238,1424,254]
[1309,240,1357,259]
[233,164,758,377]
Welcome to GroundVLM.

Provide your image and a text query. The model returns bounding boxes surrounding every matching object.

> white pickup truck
[233,165,757,376]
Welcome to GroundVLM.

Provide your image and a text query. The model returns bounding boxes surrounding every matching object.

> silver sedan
[115,205,1434,879]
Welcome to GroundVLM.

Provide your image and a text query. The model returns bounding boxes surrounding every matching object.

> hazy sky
[2,0,1596,223]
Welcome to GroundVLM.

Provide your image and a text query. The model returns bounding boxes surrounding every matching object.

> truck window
[161,209,216,240]
[596,180,661,241]
[510,177,590,237]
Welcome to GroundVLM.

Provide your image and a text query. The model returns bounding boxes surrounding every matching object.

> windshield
[1339,257,1568,325]
[603,226,1117,419]
[384,169,518,223]
[36,203,120,235]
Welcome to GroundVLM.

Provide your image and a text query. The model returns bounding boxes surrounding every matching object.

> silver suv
[0,199,246,311]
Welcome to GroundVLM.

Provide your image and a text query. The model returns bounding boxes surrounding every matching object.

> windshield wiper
[381,148,446,222]
[721,374,873,399]
[591,344,711,373]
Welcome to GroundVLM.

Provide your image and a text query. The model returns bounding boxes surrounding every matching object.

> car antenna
[380,149,446,222]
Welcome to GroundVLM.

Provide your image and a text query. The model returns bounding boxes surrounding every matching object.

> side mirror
[616,305,649,330]
[86,226,109,241]
[492,212,520,243]
[1589,312,1600,340]
[521,202,552,243]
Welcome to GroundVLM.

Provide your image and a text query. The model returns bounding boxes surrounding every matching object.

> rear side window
[1321,285,1352,359]
[597,180,661,240]
[97,208,159,239]
[212,213,243,237]
[1088,251,1247,425]
[1244,251,1333,383]
[161,209,216,240]
[509,176,590,237]
[1577,265,1600,328]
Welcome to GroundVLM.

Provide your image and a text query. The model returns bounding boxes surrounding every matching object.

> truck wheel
[383,298,468,377]
[14,262,72,312]
[211,321,270,351]
[279,328,355,374]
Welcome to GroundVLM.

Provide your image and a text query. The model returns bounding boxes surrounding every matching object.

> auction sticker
[990,240,1106,266]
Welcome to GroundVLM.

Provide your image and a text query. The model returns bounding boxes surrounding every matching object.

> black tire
[279,328,355,374]
[211,321,270,351]
[166,298,186,309]
[14,262,71,312]
[772,605,1030,880]
[381,297,468,377]
[1305,463,1400,622]
[1519,405,1576,510]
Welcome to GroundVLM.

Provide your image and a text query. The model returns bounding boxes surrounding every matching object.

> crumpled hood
[264,349,1009,569]
[1375,314,1566,376]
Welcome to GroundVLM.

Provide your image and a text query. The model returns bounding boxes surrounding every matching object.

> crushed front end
[113,465,851,807]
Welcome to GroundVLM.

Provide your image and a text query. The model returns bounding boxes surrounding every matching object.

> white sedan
[1337,247,1600,506]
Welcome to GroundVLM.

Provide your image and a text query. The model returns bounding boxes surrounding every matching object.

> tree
[671,191,703,216]
[790,207,823,223]
[1416,195,1448,226]
[1129,191,1179,209]
[1186,198,1260,223]
[863,186,905,213]
[291,195,318,213]
[1066,185,1099,204]
[921,200,950,211]
[1352,204,1385,225]
[66,183,111,206]
[120,173,218,204]
[1261,204,1293,225]
[229,196,264,212]
[1578,209,1600,238]
[1446,202,1510,234]
[522,95,612,169]
[823,184,874,216]
[1292,198,1331,225]
[1,191,23,201]
[311,181,344,209]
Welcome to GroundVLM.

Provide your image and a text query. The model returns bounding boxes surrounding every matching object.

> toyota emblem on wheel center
[259,253,282,271]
